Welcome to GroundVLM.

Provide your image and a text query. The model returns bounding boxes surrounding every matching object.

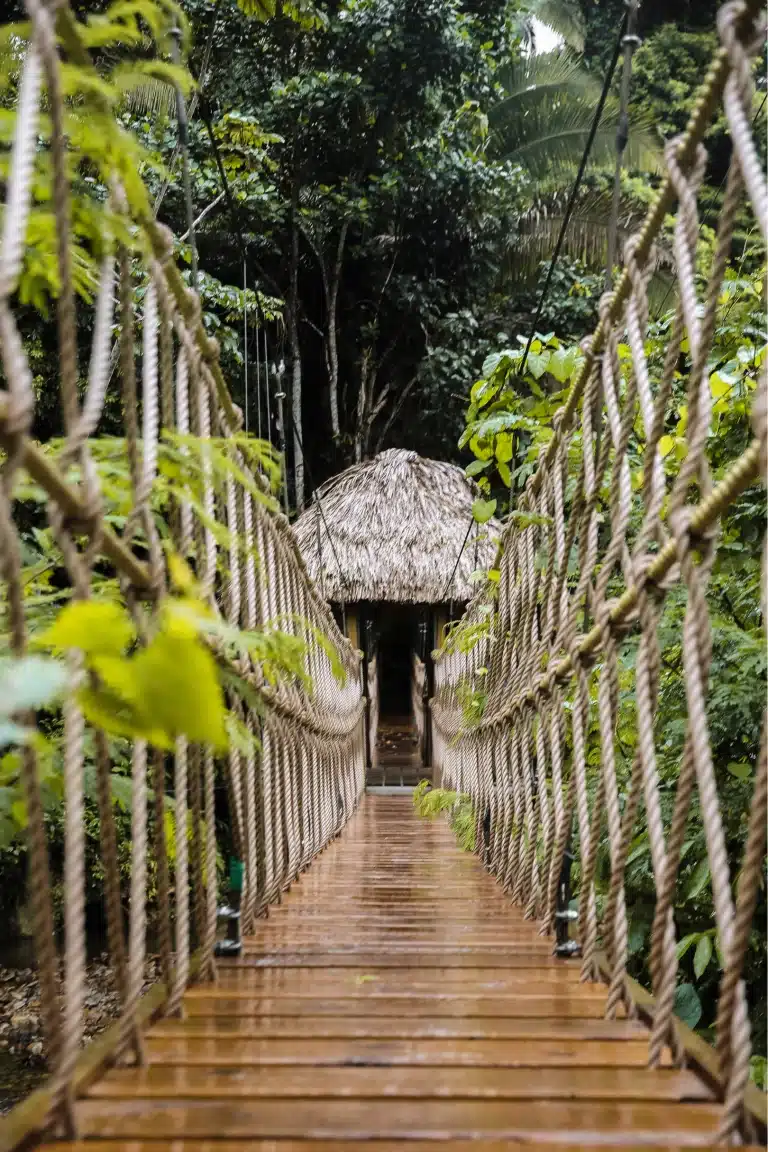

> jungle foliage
[453,258,767,1078]
[0,0,765,1089]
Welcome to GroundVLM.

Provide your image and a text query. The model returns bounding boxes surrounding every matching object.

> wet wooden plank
[88,1064,711,1101]
[73,1098,723,1141]
[211,969,606,996]
[149,1014,646,1041]
[142,1035,667,1066]
[180,994,617,1019]
[39,1144,767,1152]
[238,950,567,967]
[23,793,724,1150]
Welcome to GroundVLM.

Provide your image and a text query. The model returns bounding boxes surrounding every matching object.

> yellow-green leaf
[10,799,27,830]
[167,551,198,595]
[37,601,134,656]
[131,634,227,751]
[658,435,675,459]
[495,432,513,464]
[472,498,497,524]
[709,372,732,399]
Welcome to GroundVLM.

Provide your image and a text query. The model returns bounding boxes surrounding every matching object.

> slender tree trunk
[289,187,304,510]
[326,219,349,441]
[355,350,371,463]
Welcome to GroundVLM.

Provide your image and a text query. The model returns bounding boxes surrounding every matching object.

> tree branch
[374,374,417,452]
[180,191,226,240]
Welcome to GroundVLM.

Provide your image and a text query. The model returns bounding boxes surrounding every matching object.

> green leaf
[110,772,133,811]
[495,432,514,464]
[658,434,675,458]
[526,350,548,379]
[497,461,512,488]
[674,983,702,1029]
[131,634,228,750]
[693,934,713,979]
[509,510,552,530]
[686,857,711,901]
[10,799,27,830]
[0,655,69,715]
[465,459,491,477]
[709,372,733,399]
[472,498,497,524]
[37,600,135,656]
[548,346,577,383]
[628,917,647,956]
[676,932,700,961]
[82,633,228,752]
[727,760,751,780]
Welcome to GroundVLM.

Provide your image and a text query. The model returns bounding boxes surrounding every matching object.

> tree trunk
[355,350,371,463]
[326,219,349,441]
[289,188,304,510]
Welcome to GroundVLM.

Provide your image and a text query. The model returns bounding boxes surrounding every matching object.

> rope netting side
[432,1,766,1139]
[0,2,365,1137]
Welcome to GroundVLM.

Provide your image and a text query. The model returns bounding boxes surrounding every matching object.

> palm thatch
[293,448,501,604]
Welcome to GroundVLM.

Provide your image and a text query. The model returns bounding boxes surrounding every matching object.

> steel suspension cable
[518,8,629,377]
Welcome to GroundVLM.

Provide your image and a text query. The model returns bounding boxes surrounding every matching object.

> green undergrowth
[412,779,476,853]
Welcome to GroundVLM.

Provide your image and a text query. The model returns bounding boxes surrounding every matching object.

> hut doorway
[375,602,416,721]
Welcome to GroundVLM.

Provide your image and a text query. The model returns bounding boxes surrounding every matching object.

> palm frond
[491,97,661,180]
[112,60,192,117]
[120,76,177,115]
[489,51,661,180]
[527,0,585,52]
[493,51,599,110]
[501,190,675,306]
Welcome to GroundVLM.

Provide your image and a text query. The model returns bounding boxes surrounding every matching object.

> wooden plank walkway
[40,795,757,1150]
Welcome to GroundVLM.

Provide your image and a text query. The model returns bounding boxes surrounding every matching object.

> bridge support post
[554,829,580,958]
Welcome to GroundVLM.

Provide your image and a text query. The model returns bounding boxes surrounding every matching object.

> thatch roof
[292,448,501,604]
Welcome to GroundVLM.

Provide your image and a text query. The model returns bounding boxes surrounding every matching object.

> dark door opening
[375,602,416,720]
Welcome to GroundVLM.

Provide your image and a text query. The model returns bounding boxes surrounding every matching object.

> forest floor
[0,954,159,1113]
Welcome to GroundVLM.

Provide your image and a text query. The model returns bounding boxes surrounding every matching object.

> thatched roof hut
[293,448,501,604]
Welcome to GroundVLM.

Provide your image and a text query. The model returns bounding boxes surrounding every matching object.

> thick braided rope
[0,8,365,1124]
[0,6,63,1119]
[428,4,767,1131]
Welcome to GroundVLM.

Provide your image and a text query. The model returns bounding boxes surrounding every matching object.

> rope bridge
[0,0,364,1141]
[0,0,765,1148]
[432,0,767,1142]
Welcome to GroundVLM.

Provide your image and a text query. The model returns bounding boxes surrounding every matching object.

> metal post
[275,363,289,515]
[605,0,642,290]
[362,609,373,772]
[554,825,580,958]
[264,331,271,443]
[170,26,198,293]
[243,259,249,435]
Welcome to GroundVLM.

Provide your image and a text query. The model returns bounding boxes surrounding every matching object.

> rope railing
[431,1,766,1141]
[0,2,364,1139]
